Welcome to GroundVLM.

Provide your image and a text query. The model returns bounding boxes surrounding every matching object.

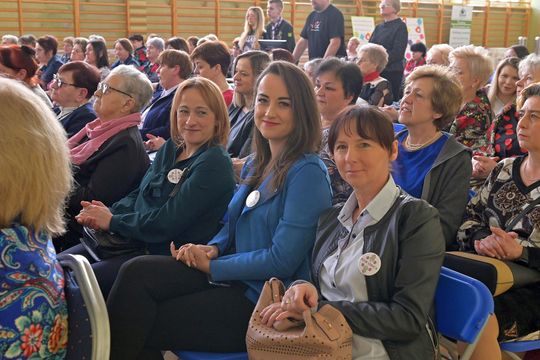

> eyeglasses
[96,82,133,98]
[53,74,77,88]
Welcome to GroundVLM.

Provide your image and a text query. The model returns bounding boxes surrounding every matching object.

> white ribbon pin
[246,190,261,208]
[167,169,184,184]
[358,252,381,276]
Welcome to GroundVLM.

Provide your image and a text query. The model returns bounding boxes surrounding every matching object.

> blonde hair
[450,45,494,90]
[239,6,265,51]
[488,57,520,107]
[406,65,463,130]
[170,77,230,148]
[0,78,72,235]
[427,44,454,66]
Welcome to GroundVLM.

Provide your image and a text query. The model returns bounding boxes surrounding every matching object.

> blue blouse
[209,154,332,303]
[0,225,68,359]
[393,131,448,198]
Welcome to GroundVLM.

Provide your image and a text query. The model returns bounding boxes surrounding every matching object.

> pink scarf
[68,112,141,165]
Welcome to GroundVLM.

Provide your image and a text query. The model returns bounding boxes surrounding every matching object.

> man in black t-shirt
[292,0,346,62]
[263,0,295,53]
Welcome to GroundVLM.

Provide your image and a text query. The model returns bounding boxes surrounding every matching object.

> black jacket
[263,18,296,53]
[312,192,444,359]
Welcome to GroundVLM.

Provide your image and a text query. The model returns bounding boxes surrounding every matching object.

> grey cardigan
[397,130,472,249]
[312,192,445,360]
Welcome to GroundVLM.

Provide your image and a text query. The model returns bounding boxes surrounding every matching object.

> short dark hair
[166,37,189,53]
[128,34,144,43]
[88,40,109,68]
[315,58,363,104]
[187,36,199,48]
[190,41,231,76]
[328,106,395,155]
[511,45,530,60]
[158,49,192,79]
[37,35,58,56]
[18,34,37,48]
[271,48,294,63]
[410,42,427,57]
[268,0,283,7]
[58,61,100,99]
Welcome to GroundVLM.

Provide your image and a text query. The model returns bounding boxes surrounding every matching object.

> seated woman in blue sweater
[70,77,236,297]
[106,61,332,359]
[392,65,472,249]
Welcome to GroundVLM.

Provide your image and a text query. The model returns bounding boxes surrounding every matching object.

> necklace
[404,132,442,151]
[522,159,540,184]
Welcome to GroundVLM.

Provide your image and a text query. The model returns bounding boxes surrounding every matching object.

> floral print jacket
[450,88,493,156]
[0,225,68,359]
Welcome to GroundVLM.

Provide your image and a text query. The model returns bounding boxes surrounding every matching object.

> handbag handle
[505,196,540,232]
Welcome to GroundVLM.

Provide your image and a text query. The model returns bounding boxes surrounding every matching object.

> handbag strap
[505,196,540,232]
[268,277,284,303]
[168,165,192,198]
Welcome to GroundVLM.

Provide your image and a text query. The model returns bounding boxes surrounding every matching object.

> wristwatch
[518,246,529,265]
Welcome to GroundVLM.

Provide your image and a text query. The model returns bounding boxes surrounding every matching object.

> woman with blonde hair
[449,45,494,156]
[426,43,453,66]
[238,6,265,53]
[0,77,72,359]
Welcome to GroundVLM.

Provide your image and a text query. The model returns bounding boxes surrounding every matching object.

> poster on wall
[402,17,426,60]
[350,16,375,45]
[449,5,473,47]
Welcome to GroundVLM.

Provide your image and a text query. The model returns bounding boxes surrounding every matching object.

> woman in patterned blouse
[457,83,540,359]
[0,78,72,359]
[448,45,494,156]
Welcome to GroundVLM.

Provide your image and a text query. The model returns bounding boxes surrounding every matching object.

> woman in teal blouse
[69,77,236,296]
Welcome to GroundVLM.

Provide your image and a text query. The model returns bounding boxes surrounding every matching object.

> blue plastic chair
[435,267,494,360]
[501,339,540,359]
[174,351,248,360]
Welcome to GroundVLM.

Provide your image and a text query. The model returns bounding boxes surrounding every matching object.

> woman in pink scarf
[55,65,153,252]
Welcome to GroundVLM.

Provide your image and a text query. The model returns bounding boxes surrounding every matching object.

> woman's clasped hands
[260,283,319,329]
[75,200,113,231]
[474,226,523,260]
[170,243,218,273]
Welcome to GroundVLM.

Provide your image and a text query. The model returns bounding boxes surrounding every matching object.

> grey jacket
[312,192,445,360]
[398,130,472,249]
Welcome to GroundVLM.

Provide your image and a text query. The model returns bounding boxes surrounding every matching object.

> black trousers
[107,255,255,360]
[380,69,404,102]
[61,244,142,298]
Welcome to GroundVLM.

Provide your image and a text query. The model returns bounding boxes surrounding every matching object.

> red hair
[0,45,39,87]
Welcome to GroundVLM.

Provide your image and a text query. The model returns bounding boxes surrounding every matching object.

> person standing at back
[292,0,346,62]
[369,0,408,101]
[263,0,295,53]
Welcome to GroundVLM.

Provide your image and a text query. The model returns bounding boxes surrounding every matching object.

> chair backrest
[435,267,494,343]
[58,253,110,360]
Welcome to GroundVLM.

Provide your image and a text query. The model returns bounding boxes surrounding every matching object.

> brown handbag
[246,278,353,360]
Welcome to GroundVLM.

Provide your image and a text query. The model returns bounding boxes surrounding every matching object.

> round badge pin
[167,168,184,184]
[246,190,261,208]
[358,252,381,276]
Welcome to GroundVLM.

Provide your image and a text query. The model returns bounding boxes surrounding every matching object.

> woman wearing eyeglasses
[58,65,152,252]
[50,61,100,137]
[0,44,53,108]
[457,84,540,359]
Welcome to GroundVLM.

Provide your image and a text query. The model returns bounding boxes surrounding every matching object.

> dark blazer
[140,88,176,139]
[57,103,97,138]
[263,18,296,53]
[227,105,254,159]
[68,126,150,218]
[111,55,139,69]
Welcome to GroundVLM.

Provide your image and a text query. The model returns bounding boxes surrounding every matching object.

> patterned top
[0,225,68,359]
[320,127,353,205]
[403,57,426,78]
[450,88,493,156]
[134,46,150,74]
[457,156,540,252]
[488,103,528,159]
